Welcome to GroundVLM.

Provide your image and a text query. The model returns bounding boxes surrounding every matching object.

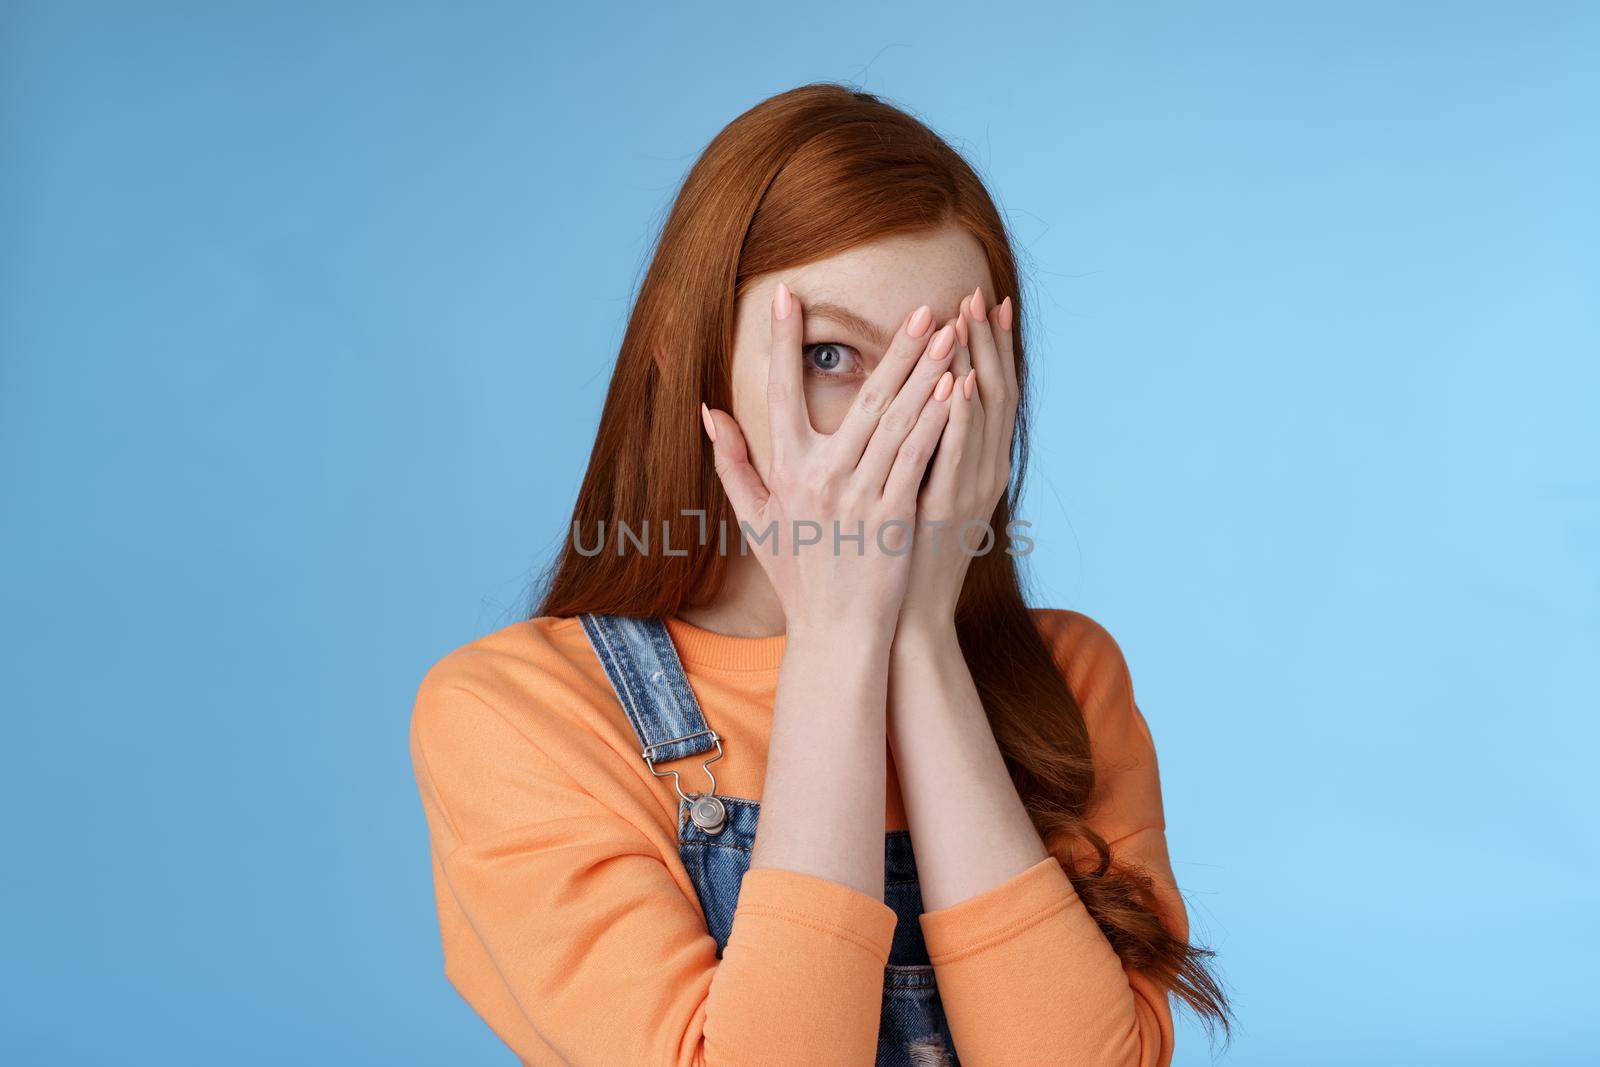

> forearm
[887,619,1175,1066]
[696,621,906,1063]
[752,623,894,899]
[887,619,1046,909]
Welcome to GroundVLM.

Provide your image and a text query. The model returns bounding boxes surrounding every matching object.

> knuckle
[856,386,889,416]
[880,408,912,435]
[876,496,909,520]
[805,468,838,498]
[897,441,925,467]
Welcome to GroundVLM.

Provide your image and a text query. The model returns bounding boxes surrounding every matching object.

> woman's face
[729,223,996,482]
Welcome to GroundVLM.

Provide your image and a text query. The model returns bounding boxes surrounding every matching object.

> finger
[951,300,973,377]
[882,371,955,504]
[963,286,1009,485]
[989,295,1019,493]
[827,306,942,467]
[948,369,988,502]
[851,317,961,490]
[993,295,1018,399]
[702,403,770,525]
[924,367,978,505]
[766,281,810,463]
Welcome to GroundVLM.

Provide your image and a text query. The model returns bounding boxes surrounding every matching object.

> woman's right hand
[701,281,959,637]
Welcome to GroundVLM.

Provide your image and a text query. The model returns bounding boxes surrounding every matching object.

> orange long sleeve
[915,609,1187,1066]
[409,610,1186,1065]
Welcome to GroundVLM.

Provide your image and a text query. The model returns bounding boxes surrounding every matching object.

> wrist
[785,618,896,660]
[889,616,962,698]
[893,611,960,653]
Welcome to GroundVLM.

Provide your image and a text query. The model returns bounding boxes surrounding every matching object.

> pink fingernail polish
[773,282,793,320]
[998,296,1013,331]
[954,314,968,348]
[928,323,956,361]
[969,286,986,321]
[934,370,954,401]
[700,402,717,443]
[908,305,932,338]
[963,369,977,399]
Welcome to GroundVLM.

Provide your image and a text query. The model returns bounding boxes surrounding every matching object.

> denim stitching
[582,614,651,752]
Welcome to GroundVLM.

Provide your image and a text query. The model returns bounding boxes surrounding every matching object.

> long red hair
[535,82,1229,1035]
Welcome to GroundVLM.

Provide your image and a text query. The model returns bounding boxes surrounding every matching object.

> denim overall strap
[578,613,717,763]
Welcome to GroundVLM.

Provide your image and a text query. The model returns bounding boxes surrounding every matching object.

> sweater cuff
[735,866,901,963]
[919,855,1080,964]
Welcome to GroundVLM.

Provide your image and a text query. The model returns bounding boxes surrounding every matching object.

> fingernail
[998,296,1013,331]
[969,286,986,321]
[963,369,977,399]
[927,322,956,361]
[700,402,717,443]
[773,282,793,321]
[907,305,932,338]
[934,370,954,401]
[954,313,969,348]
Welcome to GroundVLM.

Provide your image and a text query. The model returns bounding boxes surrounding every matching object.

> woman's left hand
[899,287,1018,630]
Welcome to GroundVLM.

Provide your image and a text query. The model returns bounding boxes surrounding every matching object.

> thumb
[701,403,769,526]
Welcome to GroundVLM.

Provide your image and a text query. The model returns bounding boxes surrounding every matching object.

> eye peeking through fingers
[802,341,864,381]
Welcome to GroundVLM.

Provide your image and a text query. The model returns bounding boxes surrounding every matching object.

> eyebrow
[803,300,894,349]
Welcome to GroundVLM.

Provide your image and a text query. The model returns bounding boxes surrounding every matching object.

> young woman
[410,83,1229,1066]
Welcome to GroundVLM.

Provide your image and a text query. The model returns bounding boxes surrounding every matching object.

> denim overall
[579,613,962,1067]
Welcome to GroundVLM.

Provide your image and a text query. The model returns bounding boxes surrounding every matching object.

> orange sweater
[409,609,1187,1065]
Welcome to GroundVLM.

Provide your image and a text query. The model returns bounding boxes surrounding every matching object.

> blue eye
[802,342,862,378]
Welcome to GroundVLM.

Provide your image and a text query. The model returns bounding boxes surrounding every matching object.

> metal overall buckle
[642,730,727,834]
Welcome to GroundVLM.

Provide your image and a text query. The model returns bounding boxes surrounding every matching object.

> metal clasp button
[687,793,727,834]
[642,732,726,835]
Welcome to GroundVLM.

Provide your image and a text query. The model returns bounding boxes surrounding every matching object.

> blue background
[4,2,1596,1063]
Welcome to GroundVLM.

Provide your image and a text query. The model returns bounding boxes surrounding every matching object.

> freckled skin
[729,223,996,483]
